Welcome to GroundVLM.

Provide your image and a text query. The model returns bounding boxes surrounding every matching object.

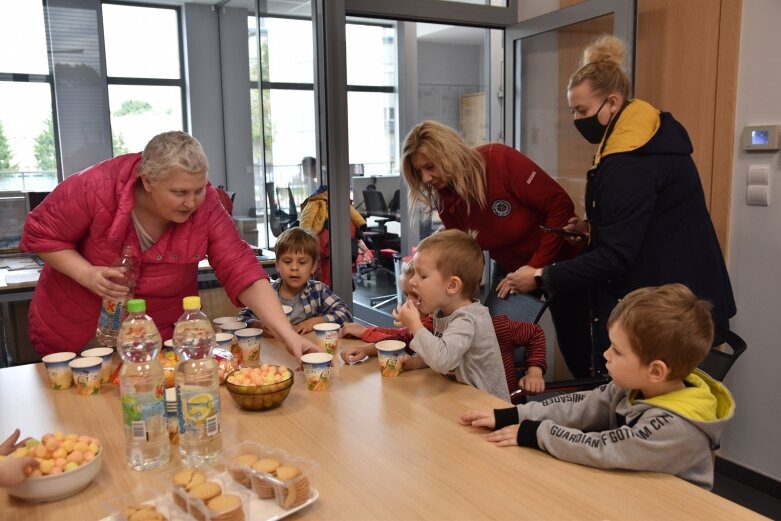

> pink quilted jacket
[21,153,267,355]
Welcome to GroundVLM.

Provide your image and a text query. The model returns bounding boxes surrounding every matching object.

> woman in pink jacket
[21,131,316,360]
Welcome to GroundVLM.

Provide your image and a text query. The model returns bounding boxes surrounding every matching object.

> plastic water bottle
[96,244,138,347]
[117,299,170,471]
[173,296,222,465]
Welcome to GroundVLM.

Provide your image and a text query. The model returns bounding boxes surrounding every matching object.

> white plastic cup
[42,352,77,390]
[312,323,341,355]
[301,352,333,391]
[235,328,263,367]
[219,320,247,335]
[80,347,114,384]
[68,356,103,396]
[281,305,293,319]
[375,340,407,377]
[213,316,239,329]
[215,332,234,352]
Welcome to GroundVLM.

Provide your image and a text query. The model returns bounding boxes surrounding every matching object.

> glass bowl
[225,367,294,411]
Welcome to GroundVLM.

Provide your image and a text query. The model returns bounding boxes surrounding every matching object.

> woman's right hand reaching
[82,266,132,300]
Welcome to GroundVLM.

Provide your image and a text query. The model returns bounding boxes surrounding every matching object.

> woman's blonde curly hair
[401,120,487,216]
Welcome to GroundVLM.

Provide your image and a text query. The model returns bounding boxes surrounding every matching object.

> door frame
[504,0,636,149]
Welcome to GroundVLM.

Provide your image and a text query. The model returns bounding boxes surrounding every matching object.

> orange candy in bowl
[225,365,294,411]
[5,432,102,502]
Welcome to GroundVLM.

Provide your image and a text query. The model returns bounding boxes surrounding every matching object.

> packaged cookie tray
[163,464,252,521]
[225,440,318,511]
[99,486,191,521]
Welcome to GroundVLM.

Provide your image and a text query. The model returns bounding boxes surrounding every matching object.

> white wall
[418,41,483,131]
[719,0,781,482]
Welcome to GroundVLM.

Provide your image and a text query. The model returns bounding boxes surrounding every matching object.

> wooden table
[0,337,765,520]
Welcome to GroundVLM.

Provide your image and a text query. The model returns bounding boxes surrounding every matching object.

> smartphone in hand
[539,224,587,239]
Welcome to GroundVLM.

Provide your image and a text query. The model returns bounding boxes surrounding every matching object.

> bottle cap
[127,299,146,313]
[182,296,201,310]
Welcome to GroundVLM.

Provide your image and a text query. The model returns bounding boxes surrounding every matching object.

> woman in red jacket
[401,121,587,374]
[21,131,316,360]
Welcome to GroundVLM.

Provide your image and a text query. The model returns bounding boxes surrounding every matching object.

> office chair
[266,181,296,236]
[363,190,397,231]
[510,324,747,405]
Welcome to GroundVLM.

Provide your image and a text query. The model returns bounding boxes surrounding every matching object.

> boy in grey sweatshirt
[394,229,510,402]
[460,283,734,489]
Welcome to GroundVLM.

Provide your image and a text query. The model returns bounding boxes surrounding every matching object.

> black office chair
[363,190,397,231]
[510,324,747,404]
[266,181,295,236]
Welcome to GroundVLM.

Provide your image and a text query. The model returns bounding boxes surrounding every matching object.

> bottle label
[99,298,127,332]
[121,384,166,440]
[176,386,221,437]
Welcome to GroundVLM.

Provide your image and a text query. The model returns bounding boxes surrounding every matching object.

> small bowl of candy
[225,365,294,411]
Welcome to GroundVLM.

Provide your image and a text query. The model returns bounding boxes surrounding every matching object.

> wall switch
[748,164,770,185]
[747,185,769,206]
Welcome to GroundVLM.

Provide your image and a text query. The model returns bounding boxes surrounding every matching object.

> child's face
[275,251,316,293]
[408,250,450,315]
[603,321,650,390]
[401,274,426,319]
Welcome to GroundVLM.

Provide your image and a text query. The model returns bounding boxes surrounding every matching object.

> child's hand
[392,300,422,331]
[0,456,40,487]
[459,410,496,430]
[293,317,324,335]
[339,322,367,339]
[401,354,427,371]
[486,424,520,447]
[340,343,376,364]
[519,367,545,394]
[0,429,28,456]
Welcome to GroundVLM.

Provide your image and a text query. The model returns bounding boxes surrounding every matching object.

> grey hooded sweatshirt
[493,369,734,489]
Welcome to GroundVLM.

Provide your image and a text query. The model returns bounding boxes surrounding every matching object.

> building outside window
[102,3,185,155]
[0,1,56,191]
[249,14,398,248]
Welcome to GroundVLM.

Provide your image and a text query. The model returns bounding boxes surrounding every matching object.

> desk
[0,337,762,520]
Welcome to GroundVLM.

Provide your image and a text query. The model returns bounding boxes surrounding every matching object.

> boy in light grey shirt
[394,229,510,402]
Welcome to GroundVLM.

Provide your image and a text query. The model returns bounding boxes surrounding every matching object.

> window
[0,0,57,191]
[102,3,185,155]
[249,14,398,247]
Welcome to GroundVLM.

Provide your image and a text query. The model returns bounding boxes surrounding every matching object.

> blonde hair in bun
[568,34,631,99]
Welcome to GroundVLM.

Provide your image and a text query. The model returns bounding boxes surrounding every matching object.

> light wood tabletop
[0,336,766,521]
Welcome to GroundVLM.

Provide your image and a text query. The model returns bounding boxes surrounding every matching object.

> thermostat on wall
[742,125,780,151]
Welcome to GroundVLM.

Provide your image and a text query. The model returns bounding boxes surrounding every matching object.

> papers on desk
[0,269,40,287]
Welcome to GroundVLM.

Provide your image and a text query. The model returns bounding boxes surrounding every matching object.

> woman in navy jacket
[504,35,735,376]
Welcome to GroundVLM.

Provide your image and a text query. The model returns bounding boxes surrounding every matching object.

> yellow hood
[299,191,367,233]
[638,369,735,423]
[595,99,661,166]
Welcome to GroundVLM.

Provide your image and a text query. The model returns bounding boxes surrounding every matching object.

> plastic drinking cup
[301,353,333,391]
[68,356,103,396]
[42,352,77,390]
[80,347,114,384]
[375,340,407,377]
[312,323,340,355]
[235,328,263,367]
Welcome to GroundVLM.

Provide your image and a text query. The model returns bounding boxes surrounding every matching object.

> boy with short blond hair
[239,227,352,335]
[394,229,510,401]
[460,283,735,489]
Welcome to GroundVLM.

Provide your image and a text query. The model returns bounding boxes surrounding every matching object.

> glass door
[504,0,635,218]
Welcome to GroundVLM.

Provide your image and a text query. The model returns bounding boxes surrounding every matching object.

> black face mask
[574,98,610,144]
